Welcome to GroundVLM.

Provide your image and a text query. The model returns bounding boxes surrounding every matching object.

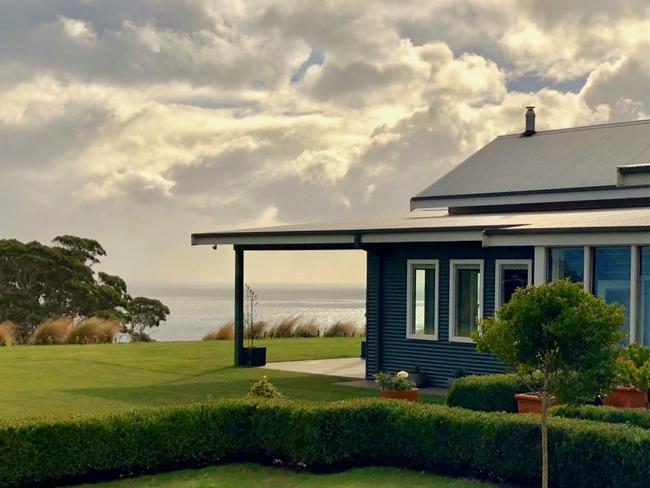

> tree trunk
[541,386,549,488]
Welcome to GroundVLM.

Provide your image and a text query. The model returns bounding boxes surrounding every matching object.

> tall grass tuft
[67,317,120,344]
[31,317,73,345]
[323,321,359,337]
[269,316,301,338]
[203,322,234,341]
[0,321,15,346]
[244,321,267,340]
[294,321,320,337]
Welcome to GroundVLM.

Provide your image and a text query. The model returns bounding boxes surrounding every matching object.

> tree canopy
[0,236,169,342]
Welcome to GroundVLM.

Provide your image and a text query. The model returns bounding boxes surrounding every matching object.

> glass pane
[412,266,435,335]
[455,266,480,338]
[500,265,528,306]
[548,247,584,283]
[640,248,650,345]
[593,247,630,342]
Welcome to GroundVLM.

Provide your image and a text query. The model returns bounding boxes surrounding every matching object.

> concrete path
[263,357,365,379]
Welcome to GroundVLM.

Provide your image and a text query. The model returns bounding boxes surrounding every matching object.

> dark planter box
[360,341,367,358]
[409,372,428,388]
[243,347,267,367]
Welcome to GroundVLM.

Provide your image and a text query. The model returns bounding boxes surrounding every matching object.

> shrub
[269,316,300,338]
[615,344,650,391]
[248,376,283,399]
[323,321,358,337]
[294,321,320,337]
[446,374,531,412]
[31,317,72,345]
[553,404,650,429]
[203,322,234,341]
[66,317,120,344]
[2,399,650,487]
[0,321,15,346]
[129,332,154,342]
[375,371,416,391]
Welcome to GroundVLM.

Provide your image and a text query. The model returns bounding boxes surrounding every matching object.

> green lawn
[0,338,443,420]
[82,464,498,488]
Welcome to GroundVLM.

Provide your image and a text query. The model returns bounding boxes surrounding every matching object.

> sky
[3,1,650,288]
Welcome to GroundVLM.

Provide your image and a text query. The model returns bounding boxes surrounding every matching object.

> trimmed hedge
[446,374,529,412]
[554,404,650,429]
[2,399,650,487]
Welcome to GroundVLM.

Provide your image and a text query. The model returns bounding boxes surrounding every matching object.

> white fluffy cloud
[2,0,650,285]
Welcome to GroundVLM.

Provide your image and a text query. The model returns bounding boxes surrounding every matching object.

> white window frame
[406,259,439,340]
[449,259,484,343]
[495,259,532,310]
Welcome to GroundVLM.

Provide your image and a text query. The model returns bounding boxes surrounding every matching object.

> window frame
[405,259,439,341]
[449,259,484,343]
[494,259,532,310]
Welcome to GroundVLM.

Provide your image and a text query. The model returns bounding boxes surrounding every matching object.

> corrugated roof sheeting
[415,119,650,200]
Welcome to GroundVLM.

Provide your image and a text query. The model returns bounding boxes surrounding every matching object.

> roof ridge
[498,118,650,139]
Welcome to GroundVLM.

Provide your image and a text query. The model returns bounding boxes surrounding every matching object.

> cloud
[2,0,650,285]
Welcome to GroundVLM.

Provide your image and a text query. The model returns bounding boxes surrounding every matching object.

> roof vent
[523,106,536,136]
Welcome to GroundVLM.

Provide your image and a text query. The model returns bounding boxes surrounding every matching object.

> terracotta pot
[515,393,555,414]
[380,389,419,402]
[603,386,648,409]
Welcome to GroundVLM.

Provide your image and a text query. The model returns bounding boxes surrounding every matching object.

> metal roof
[192,207,650,248]
[413,119,650,202]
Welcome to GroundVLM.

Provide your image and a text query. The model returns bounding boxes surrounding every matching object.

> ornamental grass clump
[202,322,234,340]
[66,317,121,344]
[31,317,72,345]
[375,371,417,391]
[247,375,283,399]
[0,321,15,346]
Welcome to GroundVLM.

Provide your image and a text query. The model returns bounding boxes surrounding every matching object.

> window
[406,260,439,340]
[640,247,650,345]
[450,260,483,342]
[495,260,532,309]
[547,247,584,283]
[593,247,631,342]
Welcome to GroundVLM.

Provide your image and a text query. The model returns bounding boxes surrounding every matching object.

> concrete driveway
[263,357,365,379]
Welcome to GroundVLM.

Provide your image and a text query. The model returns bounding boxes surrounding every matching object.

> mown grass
[82,463,500,488]
[0,338,444,420]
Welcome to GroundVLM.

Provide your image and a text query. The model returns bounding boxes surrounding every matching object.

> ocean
[130,285,366,342]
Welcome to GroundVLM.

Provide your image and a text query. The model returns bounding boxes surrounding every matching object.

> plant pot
[243,347,267,367]
[515,393,555,414]
[408,372,428,388]
[603,386,648,409]
[380,389,419,402]
[360,341,367,359]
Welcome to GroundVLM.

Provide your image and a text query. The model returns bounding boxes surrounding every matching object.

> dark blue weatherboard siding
[364,242,534,387]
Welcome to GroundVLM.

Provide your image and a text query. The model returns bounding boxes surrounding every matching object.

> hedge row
[446,374,530,412]
[554,404,650,429]
[2,399,650,487]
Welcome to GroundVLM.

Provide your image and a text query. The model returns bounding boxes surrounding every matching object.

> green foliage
[1,399,650,487]
[475,280,623,404]
[374,371,416,391]
[553,404,650,429]
[615,344,650,391]
[126,297,170,336]
[0,236,168,341]
[446,374,533,412]
[248,376,283,399]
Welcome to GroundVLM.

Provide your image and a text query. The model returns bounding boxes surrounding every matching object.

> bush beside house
[2,399,650,488]
[446,374,530,412]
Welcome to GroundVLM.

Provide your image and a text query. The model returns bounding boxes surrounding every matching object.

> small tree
[245,284,259,349]
[474,280,623,488]
[125,297,170,341]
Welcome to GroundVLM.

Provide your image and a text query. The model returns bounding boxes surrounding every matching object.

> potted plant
[375,371,419,402]
[243,284,266,367]
[604,344,650,408]
[407,365,428,388]
[474,280,623,488]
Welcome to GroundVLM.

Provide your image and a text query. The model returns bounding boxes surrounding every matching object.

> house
[192,108,650,387]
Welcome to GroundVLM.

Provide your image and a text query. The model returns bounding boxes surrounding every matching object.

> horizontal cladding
[377,242,533,387]
[365,251,380,379]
